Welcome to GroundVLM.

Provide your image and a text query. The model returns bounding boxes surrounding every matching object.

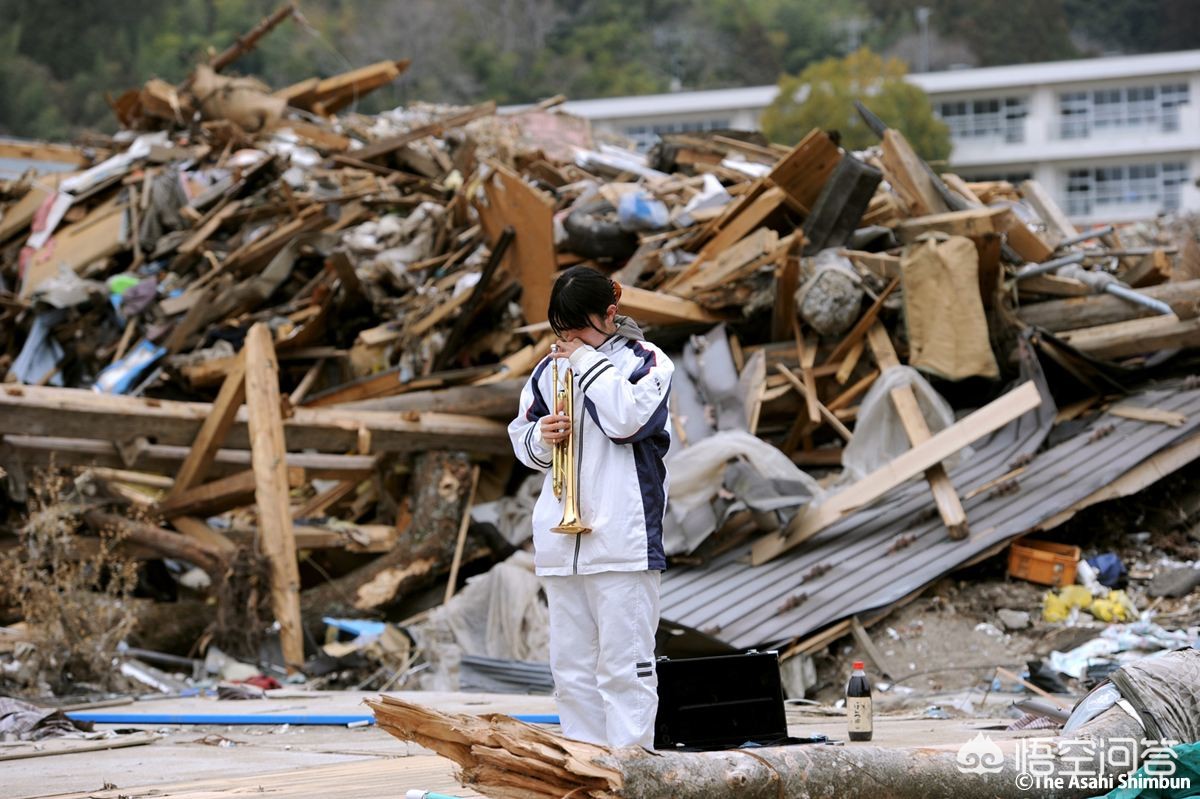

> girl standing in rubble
[507,265,673,750]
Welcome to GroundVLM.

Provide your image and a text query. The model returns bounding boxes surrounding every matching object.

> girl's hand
[540,413,572,443]
[553,338,584,358]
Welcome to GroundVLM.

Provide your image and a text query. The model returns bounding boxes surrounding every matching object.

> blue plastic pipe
[66,711,560,726]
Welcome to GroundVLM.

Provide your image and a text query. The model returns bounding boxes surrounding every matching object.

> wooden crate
[1007,538,1081,587]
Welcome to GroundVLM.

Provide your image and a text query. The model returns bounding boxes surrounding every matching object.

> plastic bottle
[846,660,873,742]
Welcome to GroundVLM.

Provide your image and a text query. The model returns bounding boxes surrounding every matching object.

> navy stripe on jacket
[523,357,553,422]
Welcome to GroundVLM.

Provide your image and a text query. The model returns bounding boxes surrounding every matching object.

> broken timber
[752,380,1042,565]
[0,385,510,454]
[866,322,969,540]
[244,323,305,670]
[367,695,1140,799]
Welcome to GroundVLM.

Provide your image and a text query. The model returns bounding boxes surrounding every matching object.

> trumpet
[550,348,591,535]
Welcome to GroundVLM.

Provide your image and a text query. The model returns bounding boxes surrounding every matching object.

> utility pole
[914,6,932,73]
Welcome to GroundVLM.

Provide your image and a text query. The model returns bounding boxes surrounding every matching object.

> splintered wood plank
[158,466,305,518]
[170,515,237,555]
[823,276,900,366]
[753,380,1041,564]
[21,200,128,298]
[667,190,785,294]
[0,385,512,454]
[867,323,969,539]
[355,102,496,162]
[999,209,1055,263]
[1019,179,1078,245]
[791,318,821,425]
[1059,315,1200,360]
[171,354,246,493]
[475,162,557,324]
[162,352,246,554]
[895,206,1008,243]
[618,285,724,325]
[244,323,304,670]
[880,129,949,217]
[293,478,362,520]
[767,128,842,213]
[776,365,851,442]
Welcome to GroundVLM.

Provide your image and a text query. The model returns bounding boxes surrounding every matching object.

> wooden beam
[227,523,397,553]
[1058,315,1200,360]
[158,466,305,518]
[866,323,969,540]
[895,207,1008,243]
[353,102,496,162]
[823,276,900,366]
[444,465,482,605]
[752,380,1042,565]
[1018,180,1078,246]
[0,385,512,454]
[880,129,949,217]
[244,323,304,671]
[791,318,821,425]
[171,354,246,494]
[618,285,726,326]
[2,434,375,481]
[775,365,852,442]
[293,478,362,520]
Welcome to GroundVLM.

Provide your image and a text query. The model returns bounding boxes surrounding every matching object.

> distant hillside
[0,0,1193,141]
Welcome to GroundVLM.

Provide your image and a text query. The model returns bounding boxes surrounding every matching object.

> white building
[539,50,1200,224]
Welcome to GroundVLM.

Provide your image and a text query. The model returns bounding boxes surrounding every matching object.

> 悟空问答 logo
[956,733,1005,775]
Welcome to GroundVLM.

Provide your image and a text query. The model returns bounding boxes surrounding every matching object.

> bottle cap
[852,661,865,670]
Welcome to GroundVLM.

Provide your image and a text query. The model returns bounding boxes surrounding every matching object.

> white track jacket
[508,318,673,577]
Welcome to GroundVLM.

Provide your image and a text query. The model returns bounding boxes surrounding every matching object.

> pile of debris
[2,6,1200,701]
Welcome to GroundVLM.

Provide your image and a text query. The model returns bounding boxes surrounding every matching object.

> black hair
[547,266,616,337]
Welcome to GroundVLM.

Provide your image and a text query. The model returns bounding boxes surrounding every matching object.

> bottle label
[847,697,873,733]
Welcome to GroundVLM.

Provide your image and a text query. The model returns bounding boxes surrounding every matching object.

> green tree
[761,48,950,161]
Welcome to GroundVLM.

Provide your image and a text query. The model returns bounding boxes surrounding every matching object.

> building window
[1060,92,1090,139]
[936,97,1027,142]
[1161,83,1189,132]
[1061,161,1188,216]
[1163,162,1188,210]
[1066,169,1092,216]
[960,170,1034,185]
[1058,83,1191,138]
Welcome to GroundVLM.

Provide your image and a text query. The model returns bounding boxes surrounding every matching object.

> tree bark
[302,451,475,616]
[1015,278,1200,332]
[83,510,226,578]
[368,696,1145,799]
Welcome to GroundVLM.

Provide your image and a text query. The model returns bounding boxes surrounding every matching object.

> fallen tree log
[301,451,478,615]
[83,510,226,577]
[367,697,1143,799]
[1015,278,1200,332]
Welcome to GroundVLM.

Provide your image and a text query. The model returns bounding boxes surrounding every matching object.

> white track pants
[542,570,660,749]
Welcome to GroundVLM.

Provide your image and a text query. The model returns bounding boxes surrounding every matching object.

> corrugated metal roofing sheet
[661,379,1200,651]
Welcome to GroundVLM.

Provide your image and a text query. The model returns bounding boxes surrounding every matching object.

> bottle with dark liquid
[846,660,873,741]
